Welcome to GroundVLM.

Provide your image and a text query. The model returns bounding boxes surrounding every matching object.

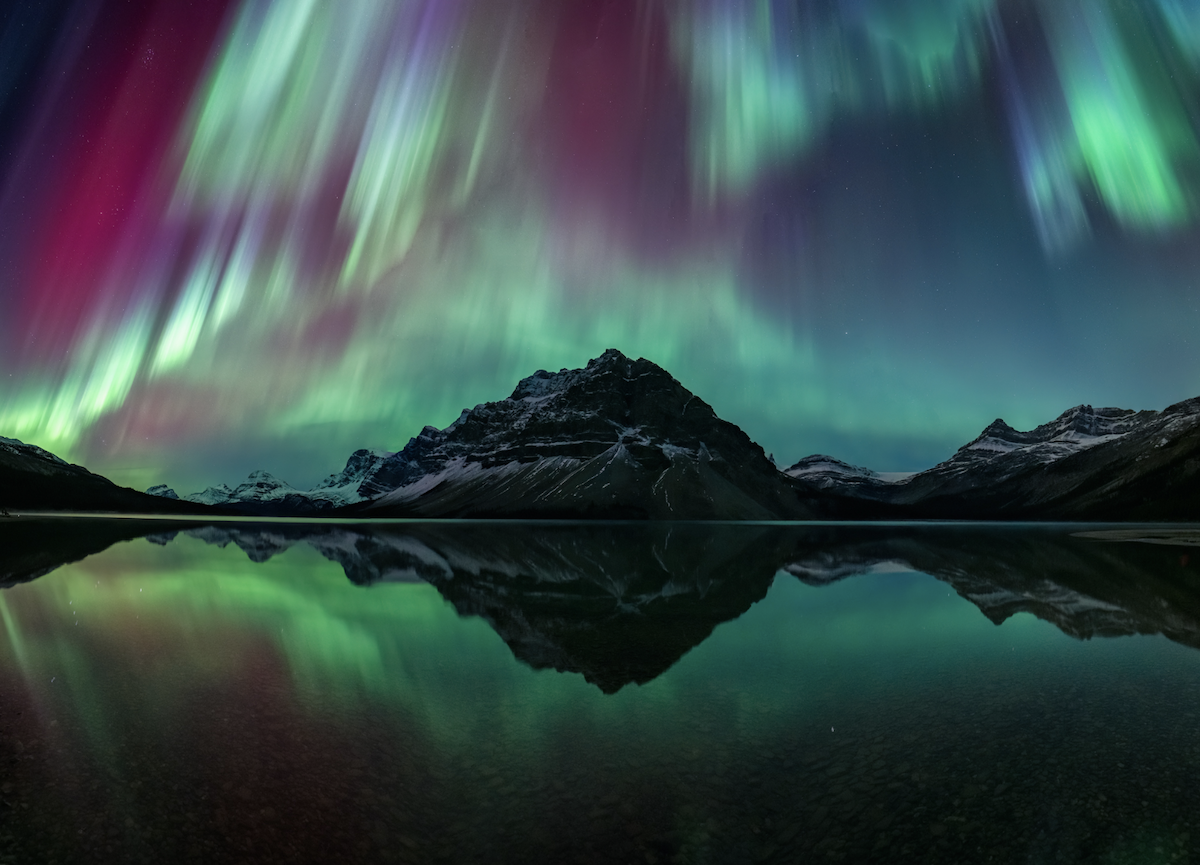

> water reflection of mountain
[0,517,195,588]
[4,519,1200,689]
[782,526,1200,650]
[164,522,795,693]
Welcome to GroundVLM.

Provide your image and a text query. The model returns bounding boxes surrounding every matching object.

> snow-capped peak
[784,455,878,480]
[244,470,287,486]
[311,448,392,491]
[186,483,237,506]
[508,348,643,403]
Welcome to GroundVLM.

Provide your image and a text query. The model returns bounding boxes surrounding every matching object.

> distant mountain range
[4,348,1200,519]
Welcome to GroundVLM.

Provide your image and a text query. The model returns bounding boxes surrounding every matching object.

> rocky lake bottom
[0,519,1197,864]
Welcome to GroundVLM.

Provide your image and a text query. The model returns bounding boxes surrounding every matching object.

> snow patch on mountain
[308,448,394,504]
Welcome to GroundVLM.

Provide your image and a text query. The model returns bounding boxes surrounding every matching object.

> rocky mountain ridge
[896,399,1200,518]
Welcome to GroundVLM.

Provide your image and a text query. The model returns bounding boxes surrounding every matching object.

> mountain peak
[245,470,284,484]
[509,349,651,402]
[785,454,877,479]
[980,418,1017,437]
[1161,395,1200,418]
[593,346,631,363]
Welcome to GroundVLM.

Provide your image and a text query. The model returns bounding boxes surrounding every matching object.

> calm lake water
[1,519,1198,864]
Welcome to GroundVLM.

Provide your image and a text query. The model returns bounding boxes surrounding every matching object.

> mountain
[0,436,209,515]
[784,454,881,489]
[782,455,903,511]
[965,399,1200,519]
[162,349,818,520]
[358,349,814,519]
[790,400,1200,520]
[887,403,1158,508]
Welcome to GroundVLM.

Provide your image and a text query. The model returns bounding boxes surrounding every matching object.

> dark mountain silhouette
[786,401,1200,520]
[1,436,216,516]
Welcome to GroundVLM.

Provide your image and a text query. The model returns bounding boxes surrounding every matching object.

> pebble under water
[0,520,1197,864]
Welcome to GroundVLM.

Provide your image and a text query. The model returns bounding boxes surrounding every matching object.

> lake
[1,519,1198,864]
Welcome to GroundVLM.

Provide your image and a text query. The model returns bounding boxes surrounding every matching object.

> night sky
[3,0,1200,494]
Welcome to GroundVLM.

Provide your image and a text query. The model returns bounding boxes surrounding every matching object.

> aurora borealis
[4,1,1200,491]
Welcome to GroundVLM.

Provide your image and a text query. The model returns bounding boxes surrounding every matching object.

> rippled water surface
[1,519,1198,864]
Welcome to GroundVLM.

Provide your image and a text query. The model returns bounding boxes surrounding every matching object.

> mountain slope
[977,398,1200,520]
[0,436,210,515]
[892,404,1159,508]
